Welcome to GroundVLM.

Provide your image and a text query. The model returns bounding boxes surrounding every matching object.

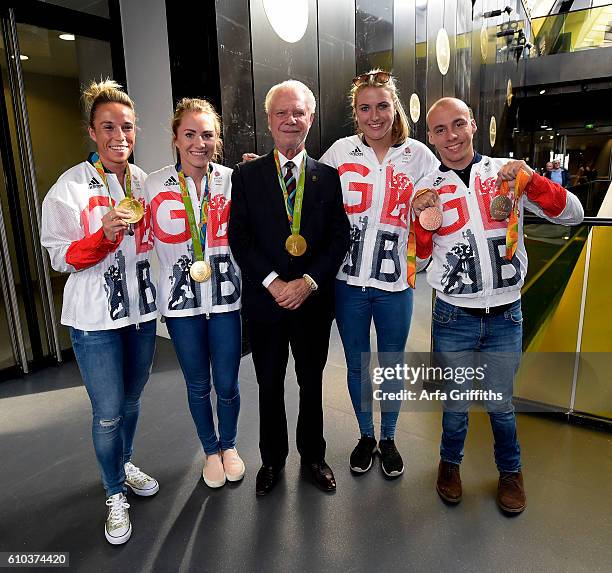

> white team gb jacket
[320,135,438,291]
[144,163,241,317]
[41,159,157,330]
[415,155,584,308]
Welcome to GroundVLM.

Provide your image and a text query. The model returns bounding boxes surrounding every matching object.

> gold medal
[189,260,212,282]
[285,234,307,257]
[419,206,443,231]
[490,195,513,220]
[117,197,144,224]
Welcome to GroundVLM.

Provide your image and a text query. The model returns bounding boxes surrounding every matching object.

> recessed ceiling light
[540,124,548,128]
[59,33,75,41]
[546,127,553,131]
[539,89,546,94]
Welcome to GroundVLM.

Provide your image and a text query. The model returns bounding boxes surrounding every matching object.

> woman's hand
[101,207,132,241]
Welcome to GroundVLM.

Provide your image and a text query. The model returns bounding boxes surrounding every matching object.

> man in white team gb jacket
[412,97,583,514]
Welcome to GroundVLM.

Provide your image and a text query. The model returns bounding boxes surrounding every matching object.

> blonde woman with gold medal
[145,98,243,489]
[41,80,159,546]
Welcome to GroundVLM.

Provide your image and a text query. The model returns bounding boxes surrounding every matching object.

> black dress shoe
[255,465,283,496]
[308,460,336,492]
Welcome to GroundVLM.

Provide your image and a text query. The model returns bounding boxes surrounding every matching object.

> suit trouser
[248,308,333,467]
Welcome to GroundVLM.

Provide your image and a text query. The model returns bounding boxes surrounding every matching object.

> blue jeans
[166,311,241,455]
[335,280,413,440]
[70,320,157,497]
[432,298,523,473]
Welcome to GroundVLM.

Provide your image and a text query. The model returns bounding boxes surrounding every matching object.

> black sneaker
[349,435,378,473]
[378,438,404,477]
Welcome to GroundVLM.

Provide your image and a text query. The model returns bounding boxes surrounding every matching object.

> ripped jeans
[165,311,241,455]
[70,320,157,497]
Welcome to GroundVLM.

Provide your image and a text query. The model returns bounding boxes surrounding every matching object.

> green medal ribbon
[177,165,211,263]
[91,152,132,206]
[274,149,306,237]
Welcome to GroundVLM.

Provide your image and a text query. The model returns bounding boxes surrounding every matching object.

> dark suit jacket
[228,150,350,322]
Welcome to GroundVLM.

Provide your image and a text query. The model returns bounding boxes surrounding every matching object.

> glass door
[0,3,118,378]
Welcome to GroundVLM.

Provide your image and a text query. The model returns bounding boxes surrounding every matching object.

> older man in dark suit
[228,80,350,496]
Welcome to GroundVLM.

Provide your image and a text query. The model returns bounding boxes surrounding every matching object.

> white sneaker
[202,453,226,488]
[124,462,159,496]
[105,493,131,545]
[222,448,246,482]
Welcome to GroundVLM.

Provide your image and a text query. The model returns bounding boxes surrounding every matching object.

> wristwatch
[303,274,318,291]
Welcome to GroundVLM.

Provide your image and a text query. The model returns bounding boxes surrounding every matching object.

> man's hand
[274,278,312,310]
[412,189,440,217]
[267,277,288,299]
[242,152,259,162]
[496,160,534,189]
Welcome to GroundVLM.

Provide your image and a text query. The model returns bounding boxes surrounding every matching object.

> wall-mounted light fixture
[484,6,513,18]
[263,0,308,44]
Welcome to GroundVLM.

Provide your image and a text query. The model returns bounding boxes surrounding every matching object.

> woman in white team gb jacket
[41,80,158,546]
[144,98,244,489]
[320,70,438,477]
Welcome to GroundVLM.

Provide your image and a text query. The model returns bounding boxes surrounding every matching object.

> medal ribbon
[504,169,530,261]
[91,152,132,206]
[274,149,306,236]
[406,188,433,289]
[406,213,417,289]
[177,164,211,263]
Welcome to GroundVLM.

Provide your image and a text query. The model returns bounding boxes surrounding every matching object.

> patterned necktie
[284,161,296,220]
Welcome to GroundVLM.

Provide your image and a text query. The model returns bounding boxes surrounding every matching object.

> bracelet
[414,187,434,200]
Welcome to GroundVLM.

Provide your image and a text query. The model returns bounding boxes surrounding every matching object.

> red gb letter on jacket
[207,194,231,247]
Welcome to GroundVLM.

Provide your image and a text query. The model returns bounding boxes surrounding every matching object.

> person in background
[144,98,244,489]
[41,80,158,545]
[319,70,438,477]
[545,158,570,187]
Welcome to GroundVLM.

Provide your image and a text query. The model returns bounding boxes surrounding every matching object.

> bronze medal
[419,207,443,231]
[189,260,212,282]
[490,195,512,221]
[117,197,144,224]
[285,234,307,257]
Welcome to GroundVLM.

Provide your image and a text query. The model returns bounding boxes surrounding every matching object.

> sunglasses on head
[352,71,392,86]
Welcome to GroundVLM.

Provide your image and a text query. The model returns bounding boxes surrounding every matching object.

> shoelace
[106,495,130,528]
[442,464,458,480]
[125,464,150,486]
[499,473,520,489]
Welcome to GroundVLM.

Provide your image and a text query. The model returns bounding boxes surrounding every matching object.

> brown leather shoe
[497,471,526,514]
[436,460,462,504]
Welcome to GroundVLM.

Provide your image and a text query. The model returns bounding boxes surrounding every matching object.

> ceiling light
[546,127,553,131]
[59,33,75,41]
[549,135,554,140]
[540,124,548,128]
[539,89,546,94]
[10,54,29,60]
